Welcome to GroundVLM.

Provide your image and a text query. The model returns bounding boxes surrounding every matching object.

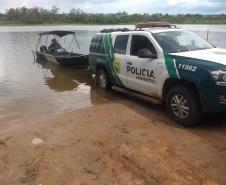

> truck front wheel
[96,69,112,90]
[166,85,202,126]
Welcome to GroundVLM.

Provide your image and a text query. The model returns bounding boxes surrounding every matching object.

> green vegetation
[0,6,226,25]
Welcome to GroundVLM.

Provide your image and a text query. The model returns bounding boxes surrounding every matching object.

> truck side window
[130,35,157,56]
[114,35,129,54]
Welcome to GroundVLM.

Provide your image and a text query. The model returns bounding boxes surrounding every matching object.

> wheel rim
[171,94,190,119]
[99,72,107,89]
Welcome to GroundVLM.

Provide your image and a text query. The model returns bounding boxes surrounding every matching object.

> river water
[0,24,225,128]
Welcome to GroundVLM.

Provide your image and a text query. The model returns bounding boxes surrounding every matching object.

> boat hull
[36,51,89,67]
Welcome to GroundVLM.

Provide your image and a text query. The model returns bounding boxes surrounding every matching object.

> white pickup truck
[89,22,226,126]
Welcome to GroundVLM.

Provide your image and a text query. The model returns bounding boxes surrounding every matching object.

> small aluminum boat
[34,30,89,67]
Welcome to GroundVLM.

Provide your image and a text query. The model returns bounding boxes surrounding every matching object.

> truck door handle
[127,62,132,65]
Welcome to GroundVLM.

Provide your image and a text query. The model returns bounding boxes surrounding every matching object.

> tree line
[0,6,226,25]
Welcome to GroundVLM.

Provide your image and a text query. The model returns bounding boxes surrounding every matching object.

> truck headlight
[211,70,226,85]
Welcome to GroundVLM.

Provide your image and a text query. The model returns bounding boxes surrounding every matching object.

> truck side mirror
[137,48,157,59]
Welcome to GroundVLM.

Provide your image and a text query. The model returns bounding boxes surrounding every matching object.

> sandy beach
[1,98,226,185]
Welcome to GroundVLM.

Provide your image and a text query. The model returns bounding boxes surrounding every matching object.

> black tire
[166,85,202,126]
[96,68,112,90]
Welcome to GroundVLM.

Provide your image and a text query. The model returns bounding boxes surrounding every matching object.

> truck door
[126,34,160,96]
[113,34,129,87]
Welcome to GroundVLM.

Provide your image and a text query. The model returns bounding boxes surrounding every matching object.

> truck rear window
[90,36,105,53]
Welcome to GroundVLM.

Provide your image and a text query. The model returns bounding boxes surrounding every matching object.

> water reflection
[0,55,10,97]
[0,60,6,83]
[36,57,93,92]
[35,57,109,107]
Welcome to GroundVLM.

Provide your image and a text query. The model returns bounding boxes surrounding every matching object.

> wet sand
[1,95,226,185]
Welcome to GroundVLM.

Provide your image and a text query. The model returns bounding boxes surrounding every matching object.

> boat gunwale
[36,51,88,59]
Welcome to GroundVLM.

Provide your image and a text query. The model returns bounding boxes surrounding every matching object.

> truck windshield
[152,30,214,53]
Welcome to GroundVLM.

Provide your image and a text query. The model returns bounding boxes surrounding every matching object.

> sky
[0,0,225,14]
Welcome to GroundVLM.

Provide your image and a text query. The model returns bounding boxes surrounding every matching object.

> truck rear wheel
[166,85,202,126]
[96,69,112,90]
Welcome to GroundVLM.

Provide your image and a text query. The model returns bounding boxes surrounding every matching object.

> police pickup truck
[89,22,226,126]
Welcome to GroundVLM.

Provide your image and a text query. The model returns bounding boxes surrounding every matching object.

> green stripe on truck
[103,34,123,86]
[164,52,179,78]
